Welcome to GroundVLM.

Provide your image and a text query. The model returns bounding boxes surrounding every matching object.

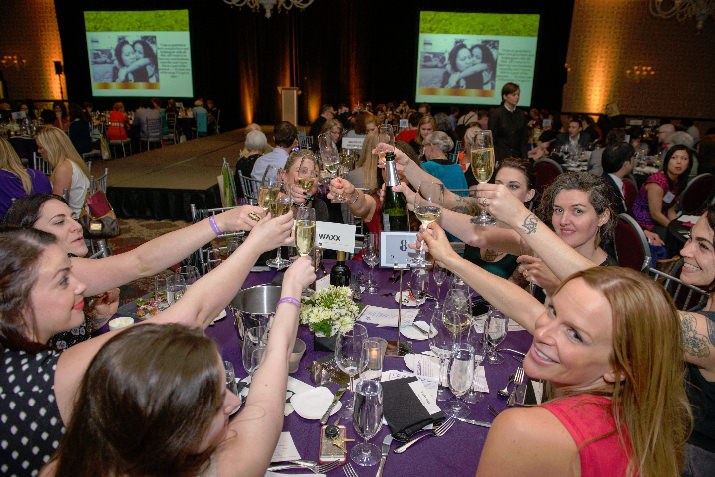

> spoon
[497,374,515,398]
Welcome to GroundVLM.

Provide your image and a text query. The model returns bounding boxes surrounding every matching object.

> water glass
[224,360,238,395]
[432,264,448,303]
[335,323,368,416]
[176,265,200,286]
[460,315,486,404]
[444,344,475,418]
[485,307,508,365]
[242,324,267,374]
[409,268,429,301]
[351,379,384,466]
[250,346,265,376]
[362,233,379,294]
[166,275,187,306]
[429,308,454,402]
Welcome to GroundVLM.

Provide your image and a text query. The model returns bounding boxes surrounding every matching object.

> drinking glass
[410,181,444,267]
[335,323,369,417]
[409,268,429,301]
[360,337,386,382]
[224,360,238,394]
[242,324,267,374]
[444,344,475,418]
[318,132,342,199]
[267,186,292,269]
[257,165,280,213]
[166,275,187,306]
[432,264,448,305]
[460,315,486,404]
[250,346,265,376]
[295,154,319,206]
[470,130,496,226]
[377,125,395,163]
[443,305,471,346]
[176,265,200,286]
[429,308,455,401]
[484,306,508,365]
[294,207,316,257]
[362,233,380,294]
[351,379,383,466]
[153,271,174,311]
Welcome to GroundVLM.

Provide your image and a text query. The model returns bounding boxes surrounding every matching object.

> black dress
[487,104,529,163]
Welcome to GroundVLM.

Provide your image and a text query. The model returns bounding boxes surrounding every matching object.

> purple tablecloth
[205,260,532,476]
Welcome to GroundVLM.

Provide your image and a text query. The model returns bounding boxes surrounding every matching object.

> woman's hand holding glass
[266,184,293,269]
[293,208,316,258]
[416,222,460,270]
[474,183,532,230]
[218,204,266,233]
[411,181,444,267]
[327,177,355,203]
[242,209,295,256]
[516,254,561,295]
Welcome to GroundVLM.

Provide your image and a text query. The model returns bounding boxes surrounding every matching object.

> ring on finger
[248,212,261,221]
[482,198,488,207]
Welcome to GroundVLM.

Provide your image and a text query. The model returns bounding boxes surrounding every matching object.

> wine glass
[470,130,496,226]
[295,154,319,206]
[176,265,200,287]
[266,184,292,269]
[484,306,508,365]
[351,379,383,466]
[318,132,342,200]
[410,181,444,267]
[460,315,486,404]
[409,268,429,301]
[241,324,267,374]
[377,124,395,164]
[432,264,448,305]
[257,165,280,213]
[444,343,475,418]
[335,323,369,417]
[429,308,454,402]
[362,233,379,294]
[249,346,265,377]
[294,207,316,258]
[443,305,471,346]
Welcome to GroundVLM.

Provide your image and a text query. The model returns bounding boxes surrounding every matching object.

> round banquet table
[203,260,533,477]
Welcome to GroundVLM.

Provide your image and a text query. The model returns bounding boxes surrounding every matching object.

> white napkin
[269,432,301,462]
[678,215,701,223]
[357,305,419,327]
[290,386,342,420]
[472,365,489,393]
[209,309,226,326]
[284,376,316,416]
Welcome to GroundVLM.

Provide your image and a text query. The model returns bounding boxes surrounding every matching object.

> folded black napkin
[382,377,445,442]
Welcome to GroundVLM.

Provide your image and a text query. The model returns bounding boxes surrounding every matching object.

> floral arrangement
[300,286,364,337]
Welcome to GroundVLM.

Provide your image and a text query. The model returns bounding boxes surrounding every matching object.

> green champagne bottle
[382,151,409,231]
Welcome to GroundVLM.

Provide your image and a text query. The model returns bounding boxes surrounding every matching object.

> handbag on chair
[78,190,120,239]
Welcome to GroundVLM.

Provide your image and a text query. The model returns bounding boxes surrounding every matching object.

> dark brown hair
[2,193,67,228]
[0,226,56,353]
[497,157,535,190]
[52,324,224,477]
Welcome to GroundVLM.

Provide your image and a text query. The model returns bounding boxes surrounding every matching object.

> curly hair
[535,172,618,243]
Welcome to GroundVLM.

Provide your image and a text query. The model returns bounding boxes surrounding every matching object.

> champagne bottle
[330,251,351,287]
[382,151,409,231]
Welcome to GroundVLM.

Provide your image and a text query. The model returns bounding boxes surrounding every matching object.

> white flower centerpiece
[300,286,364,338]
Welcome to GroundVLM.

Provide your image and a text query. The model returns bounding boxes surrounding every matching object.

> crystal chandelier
[649,0,714,31]
[223,0,315,18]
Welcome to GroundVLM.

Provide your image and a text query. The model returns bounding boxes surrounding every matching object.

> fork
[343,462,358,477]
[507,368,525,407]
[267,460,340,474]
[497,374,515,397]
[393,417,456,453]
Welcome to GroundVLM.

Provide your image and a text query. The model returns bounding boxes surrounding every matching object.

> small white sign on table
[342,137,365,151]
[315,221,356,253]
[380,232,419,268]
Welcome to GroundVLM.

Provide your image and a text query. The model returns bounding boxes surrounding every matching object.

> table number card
[341,137,365,151]
[380,232,419,268]
[315,221,356,253]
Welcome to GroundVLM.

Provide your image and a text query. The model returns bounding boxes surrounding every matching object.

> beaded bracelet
[277,297,301,308]
[209,215,222,235]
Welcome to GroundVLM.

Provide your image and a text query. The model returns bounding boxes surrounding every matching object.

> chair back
[533,158,563,194]
[298,135,314,150]
[453,140,463,154]
[447,152,459,164]
[164,112,177,143]
[146,118,162,139]
[159,110,169,135]
[33,152,53,176]
[646,258,709,311]
[190,204,244,274]
[237,172,260,205]
[680,173,715,215]
[196,112,208,136]
[622,177,637,211]
[214,109,221,134]
[613,213,651,271]
[108,121,128,142]
[87,239,111,259]
[91,168,109,194]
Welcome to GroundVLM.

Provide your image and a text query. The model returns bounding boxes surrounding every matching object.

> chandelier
[625,65,656,82]
[223,0,315,18]
[0,55,27,70]
[649,0,715,31]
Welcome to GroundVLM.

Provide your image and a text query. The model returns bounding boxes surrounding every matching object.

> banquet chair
[679,173,715,215]
[91,168,109,194]
[163,112,178,144]
[237,172,260,205]
[190,204,245,274]
[298,135,314,150]
[33,152,53,176]
[87,239,111,259]
[646,258,709,311]
[141,118,163,151]
[533,158,563,194]
[194,112,208,138]
[447,152,460,164]
[622,176,637,211]
[613,213,651,272]
[108,121,132,158]
[453,140,463,154]
[214,109,221,134]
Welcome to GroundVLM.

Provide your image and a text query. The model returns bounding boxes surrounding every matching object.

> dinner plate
[399,320,436,340]
[290,386,342,420]
[394,292,426,307]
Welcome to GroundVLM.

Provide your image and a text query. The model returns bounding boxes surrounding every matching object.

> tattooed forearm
[522,214,538,235]
[681,312,710,358]
[452,196,481,216]
[708,318,715,347]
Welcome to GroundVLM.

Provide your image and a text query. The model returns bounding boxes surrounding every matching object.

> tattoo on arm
[452,196,481,216]
[522,214,538,235]
[708,318,715,347]
[681,312,710,358]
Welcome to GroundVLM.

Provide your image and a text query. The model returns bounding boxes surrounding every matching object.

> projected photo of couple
[419,37,498,93]
[89,35,159,85]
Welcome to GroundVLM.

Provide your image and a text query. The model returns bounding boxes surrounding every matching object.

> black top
[487,104,529,162]
[68,119,92,155]
[309,116,327,142]
[234,154,262,199]
[687,307,715,452]
[602,173,626,214]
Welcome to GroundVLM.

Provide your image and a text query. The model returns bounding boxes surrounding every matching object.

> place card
[380,232,419,268]
[315,221,356,253]
[342,137,365,150]
[357,305,419,328]
[382,369,438,405]
[472,366,489,393]
[270,432,301,463]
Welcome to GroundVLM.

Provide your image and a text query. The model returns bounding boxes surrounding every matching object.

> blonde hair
[0,137,32,194]
[555,267,691,477]
[358,131,380,192]
[36,126,91,180]
[415,115,437,146]
[462,125,483,155]
[283,149,317,174]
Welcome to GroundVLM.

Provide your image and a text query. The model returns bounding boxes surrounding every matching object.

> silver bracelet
[350,190,361,205]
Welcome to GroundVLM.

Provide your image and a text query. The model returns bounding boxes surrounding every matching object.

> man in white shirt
[555,117,591,150]
[251,121,298,182]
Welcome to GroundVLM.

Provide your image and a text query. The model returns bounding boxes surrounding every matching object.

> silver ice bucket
[229,285,282,341]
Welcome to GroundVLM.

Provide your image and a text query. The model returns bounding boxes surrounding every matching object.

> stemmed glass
[484,306,508,365]
[294,207,316,258]
[429,308,454,402]
[410,182,444,267]
[176,265,200,287]
[460,315,486,404]
[377,125,395,163]
[295,154,319,206]
[257,165,280,213]
[318,132,342,200]
[335,323,369,417]
[444,343,475,418]
[470,130,496,226]
[409,268,429,301]
[242,324,267,374]
[250,346,265,377]
[432,264,448,306]
[351,379,384,466]
[362,233,380,294]
[266,184,292,269]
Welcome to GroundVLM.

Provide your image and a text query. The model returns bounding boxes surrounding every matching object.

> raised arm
[420,222,543,333]
[72,204,267,296]
[328,177,377,223]
[216,256,316,477]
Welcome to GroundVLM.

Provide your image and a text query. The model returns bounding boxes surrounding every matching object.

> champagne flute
[351,379,383,466]
[460,315,485,404]
[470,130,496,226]
[266,184,292,269]
[377,124,395,164]
[410,181,444,267]
[484,306,508,365]
[362,232,380,294]
[335,323,368,417]
[257,165,280,213]
[318,132,343,200]
[432,264,448,305]
[296,154,318,206]
[444,344,475,418]
[429,308,454,402]
[294,207,316,257]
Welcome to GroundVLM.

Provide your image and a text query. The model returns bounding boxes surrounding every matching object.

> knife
[376,434,392,477]
[456,417,492,428]
[320,387,346,424]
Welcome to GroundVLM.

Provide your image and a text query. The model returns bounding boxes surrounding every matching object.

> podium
[279,87,301,125]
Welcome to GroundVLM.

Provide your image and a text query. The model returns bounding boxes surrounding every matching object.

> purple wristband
[277,297,301,308]
[209,215,222,235]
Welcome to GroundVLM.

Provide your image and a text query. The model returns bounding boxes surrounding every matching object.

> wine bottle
[330,251,351,287]
[382,151,409,231]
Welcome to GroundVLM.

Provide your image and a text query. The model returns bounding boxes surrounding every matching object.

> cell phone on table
[319,425,347,464]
